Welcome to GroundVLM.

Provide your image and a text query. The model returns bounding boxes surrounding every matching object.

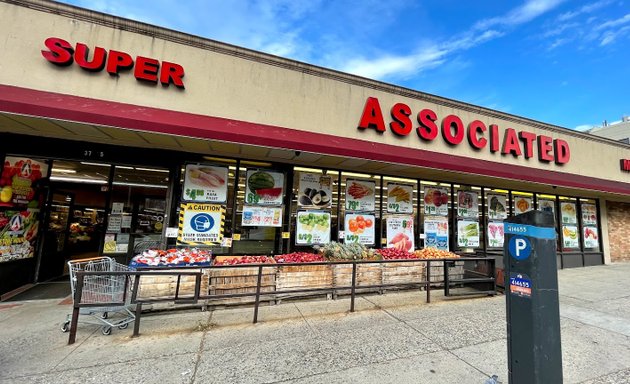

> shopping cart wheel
[101,312,108,319]
[61,321,70,333]
[118,323,129,330]
[102,326,112,336]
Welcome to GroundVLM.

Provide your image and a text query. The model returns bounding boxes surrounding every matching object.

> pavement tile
[303,308,397,335]
[293,296,377,318]
[282,350,489,384]
[0,354,197,384]
[580,368,630,384]
[450,338,508,381]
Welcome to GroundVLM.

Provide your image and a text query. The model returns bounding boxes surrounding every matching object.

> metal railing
[67,257,495,344]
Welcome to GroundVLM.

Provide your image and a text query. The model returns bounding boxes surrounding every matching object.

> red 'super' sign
[41,37,185,88]
[358,97,570,165]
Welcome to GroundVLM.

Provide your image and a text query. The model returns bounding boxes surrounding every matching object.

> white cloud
[342,47,447,80]
[558,0,612,21]
[595,13,630,30]
[475,0,566,30]
[574,124,594,131]
[600,25,630,45]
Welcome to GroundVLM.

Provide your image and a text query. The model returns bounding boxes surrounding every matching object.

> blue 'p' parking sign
[508,235,531,260]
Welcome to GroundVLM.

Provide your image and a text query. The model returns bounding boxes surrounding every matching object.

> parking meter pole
[503,210,562,384]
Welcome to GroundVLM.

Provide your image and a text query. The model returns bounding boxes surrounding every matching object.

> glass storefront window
[105,165,169,261]
[381,176,418,251]
[455,184,482,253]
[580,198,600,251]
[420,181,451,252]
[341,171,378,247]
[559,196,579,251]
[485,188,508,250]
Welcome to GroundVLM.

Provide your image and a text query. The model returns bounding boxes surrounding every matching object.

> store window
[381,176,418,252]
[104,165,169,261]
[455,184,482,253]
[233,161,284,255]
[291,167,338,251]
[420,181,451,252]
[340,171,378,247]
[485,188,508,250]
[580,198,600,251]
[559,196,579,251]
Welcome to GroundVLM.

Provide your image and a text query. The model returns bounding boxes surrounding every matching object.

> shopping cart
[61,257,136,335]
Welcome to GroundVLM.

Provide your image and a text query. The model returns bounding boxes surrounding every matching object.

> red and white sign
[358,97,570,164]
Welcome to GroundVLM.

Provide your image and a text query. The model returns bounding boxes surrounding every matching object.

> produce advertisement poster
[423,187,449,216]
[344,213,375,245]
[241,205,283,227]
[0,209,40,262]
[386,215,414,252]
[538,199,555,214]
[1,157,48,208]
[581,204,597,226]
[457,220,480,248]
[178,203,225,245]
[487,221,504,248]
[424,216,449,251]
[561,202,577,224]
[514,196,533,215]
[183,164,228,203]
[583,226,599,248]
[346,179,375,211]
[562,225,579,248]
[387,183,414,214]
[296,210,331,245]
[245,170,284,206]
[457,190,478,218]
[487,194,507,220]
[297,173,332,208]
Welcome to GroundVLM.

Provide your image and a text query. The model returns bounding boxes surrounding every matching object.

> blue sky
[59,0,629,131]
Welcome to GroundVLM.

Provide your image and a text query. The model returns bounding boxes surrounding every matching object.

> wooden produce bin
[275,264,334,301]
[208,264,277,306]
[332,262,383,296]
[381,261,426,289]
[136,268,210,310]
[426,260,464,285]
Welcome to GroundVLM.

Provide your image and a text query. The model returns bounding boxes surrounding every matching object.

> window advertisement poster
[423,187,449,216]
[424,216,449,251]
[457,220,480,248]
[386,215,414,252]
[345,179,375,212]
[583,226,599,248]
[0,209,40,262]
[457,190,478,218]
[178,203,225,245]
[514,196,533,215]
[562,225,579,248]
[296,210,331,245]
[581,203,597,226]
[561,202,577,224]
[487,221,504,248]
[241,205,283,227]
[245,169,284,206]
[0,157,48,208]
[538,199,555,214]
[487,194,507,220]
[386,183,414,214]
[297,173,332,208]
[182,164,228,203]
[344,213,375,245]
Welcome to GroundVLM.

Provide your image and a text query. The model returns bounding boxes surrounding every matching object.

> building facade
[1,0,630,298]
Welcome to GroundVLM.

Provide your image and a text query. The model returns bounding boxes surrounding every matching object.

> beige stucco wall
[1,1,630,185]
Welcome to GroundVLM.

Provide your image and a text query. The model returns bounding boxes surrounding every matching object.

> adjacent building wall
[605,201,630,262]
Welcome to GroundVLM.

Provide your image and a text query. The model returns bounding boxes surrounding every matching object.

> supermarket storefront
[1,0,630,298]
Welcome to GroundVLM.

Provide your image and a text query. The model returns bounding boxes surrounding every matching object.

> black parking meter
[503,210,562,384]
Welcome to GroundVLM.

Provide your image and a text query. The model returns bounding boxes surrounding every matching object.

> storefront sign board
[178,203,225,245]
[560,202,577,224]
[345,179,375,211]
[581,204,597,226]
[488,221,504,248]
[514,196,533,215]
[296,211,331,245]
[424,216,449,251]
[583,226,598,248]
[386,183,414,213]
[344,213,375,245]
[487,194,508,220]
[562,225,579,248]
[297,173,332,208]
[457,190,478,218]
[386,215,414,252]
[241,206,282,227]
[458,220,480,247]
[245,170,284,206]
[183,164,229,203]
[424,187,449,216]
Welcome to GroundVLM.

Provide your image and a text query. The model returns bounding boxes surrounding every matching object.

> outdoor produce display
[320,242,376,260]
[414,248,460,259]
[213,255,276,265]
[130,248,212,268]
[274,252,326,263]
[377,248,416,260]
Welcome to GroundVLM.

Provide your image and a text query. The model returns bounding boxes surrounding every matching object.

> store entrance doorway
[38,161,109,282]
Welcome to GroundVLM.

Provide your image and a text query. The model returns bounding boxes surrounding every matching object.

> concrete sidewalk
[1,263,630,384]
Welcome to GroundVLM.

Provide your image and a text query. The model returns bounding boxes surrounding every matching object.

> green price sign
[348,200,360,211]
[388,203,400,212]
[425,206,436,214]
[345,234,359,243]
[298,233,313,243]
[246,192,260,204]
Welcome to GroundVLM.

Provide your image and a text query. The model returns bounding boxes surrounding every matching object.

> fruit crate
[208,266,277,306]
[275,264,334,300]
[136,269,209,299]
[332,262,383,296]
[381,261,426,289]
[426,260,464,285]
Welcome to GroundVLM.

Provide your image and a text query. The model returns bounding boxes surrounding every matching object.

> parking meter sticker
[510,273,532,298]
[508,235,532,260]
